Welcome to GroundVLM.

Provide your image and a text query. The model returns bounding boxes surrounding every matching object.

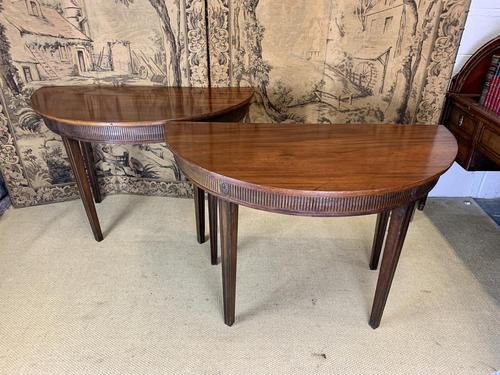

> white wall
[429,0,500,198]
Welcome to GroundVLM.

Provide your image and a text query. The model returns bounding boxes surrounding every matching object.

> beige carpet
[0,196,498,375]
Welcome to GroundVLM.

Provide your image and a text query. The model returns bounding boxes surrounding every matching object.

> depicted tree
[116,0,182,86]
[240,0,284,121]
[355,0,376,32]
[386,0,437,123]
[0,3,22,94]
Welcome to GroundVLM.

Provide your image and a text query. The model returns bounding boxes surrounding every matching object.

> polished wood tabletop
[166,122,457,328]
[31,86,254,127]
[167,122,457,215]
[167,122,456,193]
[31,86,253,253]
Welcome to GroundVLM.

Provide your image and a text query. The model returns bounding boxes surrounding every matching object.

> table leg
[62,137,103,242]
[194,186,206,243]
[369,211,390,270]
[208,194,218,265]
[81,142,102,203]
[369,201,415,329]
[219,199,238,326]
[417,194,428,211]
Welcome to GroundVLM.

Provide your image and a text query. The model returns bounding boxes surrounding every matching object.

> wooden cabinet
[440,36,500,171]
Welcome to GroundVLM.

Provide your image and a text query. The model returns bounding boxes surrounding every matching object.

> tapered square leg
[417,194,428,211]
[219,199,238,326]
[194,186,206,244]
[62,137,103,242]
[208,194,218,265]
[369,211,390,270]
[369,202,415,329]
[81,142,102,203]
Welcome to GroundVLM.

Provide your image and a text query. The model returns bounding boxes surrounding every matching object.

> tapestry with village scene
[0,0,470,207]
[208,0,470,125]
[0,0,207,207]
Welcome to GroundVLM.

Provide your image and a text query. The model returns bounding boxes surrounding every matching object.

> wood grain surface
[31,86,254,127]
[166,122,457,327]
[166,122,457,197]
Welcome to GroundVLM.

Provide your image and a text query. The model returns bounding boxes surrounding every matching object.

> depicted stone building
[0,0,93,84]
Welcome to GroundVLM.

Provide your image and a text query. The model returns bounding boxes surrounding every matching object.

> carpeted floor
[0,196,498,375]
[476,198,500,226]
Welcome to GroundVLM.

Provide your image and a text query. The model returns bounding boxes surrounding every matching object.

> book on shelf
[495,82,500,114]
[492,73,500,114]
[484,62,499,109]
[479,54,500,114]
[491,72,500,115]
[491,65,500,114]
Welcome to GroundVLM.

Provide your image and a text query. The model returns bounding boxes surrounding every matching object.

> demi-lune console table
[31,86,253,259]
[166,122,457,328]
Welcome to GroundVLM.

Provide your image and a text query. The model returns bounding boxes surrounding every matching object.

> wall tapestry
[0,0,470,208]
[0,0,207,207]
[207,0,470,125]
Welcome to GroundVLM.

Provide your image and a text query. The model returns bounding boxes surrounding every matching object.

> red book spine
[492,70,500,113]
[490,74,500,112]
[480,55,500,106]
[492,79,500,113]
[492,79,500,114]
[494,87,500,114]
[485,75,499,110]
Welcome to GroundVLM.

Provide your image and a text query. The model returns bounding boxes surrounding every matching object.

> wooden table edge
[30,93,253,128]
[173,156,446,217]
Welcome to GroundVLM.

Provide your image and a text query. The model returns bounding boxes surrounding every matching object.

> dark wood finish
[81,142,102,203]
[441,94,499,170]
[208,194,218,265]
[31,86,254,127]
[166,122,457,328]
[369,202,415,329]
[194,186,206,244]
[449,36,500,94]
[220,199,238,326]
[32,86,253,143]
[62,137,103,242]
[370,211,390,270]
[440,36,500,171]
[167,123,456,216]
[417,195,428,211]
[31,86,253,243]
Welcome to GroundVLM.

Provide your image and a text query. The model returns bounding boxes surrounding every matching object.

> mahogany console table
[31,86,253,256]
[166,122,457,328]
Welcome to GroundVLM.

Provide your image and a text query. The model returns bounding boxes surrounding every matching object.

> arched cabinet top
[450,36,500,94]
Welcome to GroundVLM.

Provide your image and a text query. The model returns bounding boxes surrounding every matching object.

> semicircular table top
[31,86,254,126]
[166,121,458,328]
[166,122,458,198]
